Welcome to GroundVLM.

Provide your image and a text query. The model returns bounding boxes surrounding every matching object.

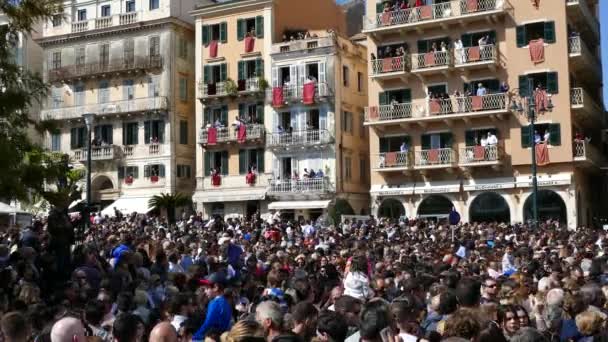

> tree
[328,199,355,225]
[148,193,192,223]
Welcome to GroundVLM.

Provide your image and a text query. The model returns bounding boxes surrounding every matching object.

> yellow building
[37,0,197,214]
[363,0,607,228]
[192,0,369,220]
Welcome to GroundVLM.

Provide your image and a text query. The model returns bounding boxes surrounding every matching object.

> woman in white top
[343,255,374,301]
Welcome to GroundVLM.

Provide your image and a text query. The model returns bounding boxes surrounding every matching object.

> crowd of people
[1,211,608,342]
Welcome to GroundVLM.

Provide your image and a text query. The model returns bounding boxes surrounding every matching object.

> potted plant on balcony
[257,77,269,94]
[225,78,238,97]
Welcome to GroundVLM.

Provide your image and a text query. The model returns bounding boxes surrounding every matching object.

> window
[98,80,110,103]
[179,77,188,102]
[359,156,367,182]
[237,16,264,41]
[342,111,353,133]
[51,133,61,151]
[461,30,496,47]
[203,63,227,84]
[178,37,188,59]
[201,22,227,45]
[74,83,85,106]
[179,120,188,145]
[125,0,135,12]
[516,21,555,47]
[144,120,164,144]
[51,51,61,69]
[75,47,85,66]
[101,5,111,17]
[123,122,139,145]
[518,72,559,96]
[77,9,86,22]
[379,135,410,152]
[342,65,350,87]
[379,88,411,105]
[123,80,134,100]
[237,59,264,82]
[149,36,160,57]
[344,156,352,180]
[203,106,228,126]
[359,113,366,138]
[94,124,113,144]
[357,72,363,92]
[52,15,62,27]
[144,164,165,178]
[464,79,500,95]
[204,151,229,175]
[51,87,62,109]
[177,165,192,178]
[124,39,134,65]
[99,43,110,67]
[417,37,450,53]
[239,148,265,174]
[521,123,561,147]
[465,129,498,146]
[421,133,453,149]
[119,166,139,179]
[148,76,160,97]
[70,127,87,149]
[149,0,159,10]
[238,103,264,123]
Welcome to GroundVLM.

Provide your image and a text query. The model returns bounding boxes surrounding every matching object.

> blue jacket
[193,295,232,341]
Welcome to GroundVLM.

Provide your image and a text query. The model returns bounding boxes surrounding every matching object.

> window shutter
[516,25,526,47]
[544,21,556,44]
[177,165,182,178]
[221,151,229,175]
[144,165,151,178]
[256,103,264,123]
[239,149,247,174]
[238,61,245,81]
[204,152,211,176]
[220,22,227,43]
[132,123,139,145]
[257,148,265,172]
[221,106,228,125]
[71,128,77,149]
[379,92,388,106]
[122,123,127,145]
[521,126,531,148]
[421,135,431,150]
[546,72,558,94]
[158,121,165,143]
[237,19,245,41]
[255,58,263,77]
[255,16,264,38]
[159,164,165,177]
[376,1,383,14]
[186,166,191,178]
[417,40,428,53]
[465,131,476,146]
[441,133,453,148]
[518,75,530,97]
[106,125,113,144]
[118,166,125,179]
[238,103,246,119]
[220,63,227,81]
[180,120,188,144]
[202,25,209,46]
[549,124,561,146]
[203,65,210,84]
[403,89,412,103]
[204,107,211,125]
[132,166,139,179]
[379,137,389,153]
[144,121,151,144]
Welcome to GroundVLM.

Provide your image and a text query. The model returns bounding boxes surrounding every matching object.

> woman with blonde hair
[221,320,265,342]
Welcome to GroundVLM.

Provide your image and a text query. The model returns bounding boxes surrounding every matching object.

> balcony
[198,81,228,100]
[199,174,270,190]
[269,82,332,107]
[268,177,333,195]
[267,129,334,151]
[69,12,140,34]
[370,56,410,80]
[48,55,163,83]
[271,36,335,54]
[41,97,169,121]
[573,140,604,167]
[364,93,510,126]
[414,148,457,169]
[568,35,601,85]
[73,145,120,162]
[362,0,508,36]
[454,45,498,70]
[372,152,412,172]
[458,144,502,167]
[566,0,600,42]
[570,88,604,124]
[122,143,169,158]
[199,124,265,147]
[411,51,452,76]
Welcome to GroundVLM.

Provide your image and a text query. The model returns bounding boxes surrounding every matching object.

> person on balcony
[214,118,224,128]
[487,131,498,146]
[544,130,551,144]
[454,39,465,64]
[476,83,487,97]
[534,130,542,145]
[478,35,490,57]
[309,169,316,179]
[440,41,447,52]
[232,116,243,129]
[292,171,300,181]
[371,52,377,61]
[430,42,438,53]
[400,141,409,153]
[151,136,159,144]
[480,134,488,148]
[303,168,311,178]
[316,169,324,178]
[500,82,510,93]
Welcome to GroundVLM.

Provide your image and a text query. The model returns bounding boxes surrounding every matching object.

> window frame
[52,14,62,27]
[342,65,350,87]
[101,5,111,17]
[179,77,188,102]
[179,120,188,145]
[342,111,353,134]
[149,0,160,10]
[344,156,352,181]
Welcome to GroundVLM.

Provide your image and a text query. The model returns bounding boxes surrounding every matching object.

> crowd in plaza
[1,211,608,342]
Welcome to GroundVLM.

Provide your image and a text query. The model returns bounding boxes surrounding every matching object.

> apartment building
[363,0,607,228]
[192,0,369,220]
[37,0,197,214]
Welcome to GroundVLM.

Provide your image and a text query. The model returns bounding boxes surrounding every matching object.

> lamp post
[510,79,553,228]
[82,113,95,230]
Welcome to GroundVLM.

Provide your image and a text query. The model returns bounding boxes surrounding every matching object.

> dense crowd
[1,210,607,342]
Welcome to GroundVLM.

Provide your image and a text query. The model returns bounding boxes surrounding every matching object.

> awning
[101,197,153,217]
[194,189,266,203]
[268,200,332,210]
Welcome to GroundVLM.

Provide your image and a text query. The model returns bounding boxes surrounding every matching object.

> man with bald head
[50,317,86,342]
[149,322,178,342]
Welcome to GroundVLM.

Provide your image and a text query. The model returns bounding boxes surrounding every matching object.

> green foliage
[257,77,269,92]
[225,78,238,97]
[148,193,192,223]
[328,199,355,225]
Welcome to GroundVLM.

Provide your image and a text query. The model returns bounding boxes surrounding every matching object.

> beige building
[192,0,369,220]
[363,0,607,228]
[37,0,197,214]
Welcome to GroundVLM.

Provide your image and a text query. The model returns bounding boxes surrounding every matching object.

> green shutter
[403,89,412,103]
[255,58,263,77]
[202,25,210,46]
[255,16,264,38]
[180,120,187,144]
[544,21,556,44]
[204,107,211,125]
[379,92,388,105]
[256,103,264,123]
[519,75,530,97]
[239,149,247,174]
[220,63,227,81]
[118,166,125,179]
[521,126,531,148]
[132,166,139,179]
[70,128,77,149]
[220,22,227,43]
[159,164,165,177]
[546,72,558,94]
[417,40,428,53]
[204,65,210,84]
[376,1,383,14]
[157,121,165,143]
[204,152,211,176]
[221,151,228,175]
[144,121,151,144]
[441,133,453,148]
[144,165,150,177]
[237,19,245,41]
[421,135,431,150]
[465,131,476,146]
[238,103,246,118]
[379,137,389,153]
[122,123,127,145]
[221,105,228,126]
[257,148,265,172]
[238,61,245,81]
[516,25,526,47]
[549,123,561,146]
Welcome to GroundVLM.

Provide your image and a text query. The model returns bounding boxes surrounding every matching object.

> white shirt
[487,134,498,145]
[480,137,488,147]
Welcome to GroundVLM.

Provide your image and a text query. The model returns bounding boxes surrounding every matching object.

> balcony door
[422,132,452,149]
[380,88,411,105]
[427,84,447,98]
[279,157,293,180]
[123,80,134,100]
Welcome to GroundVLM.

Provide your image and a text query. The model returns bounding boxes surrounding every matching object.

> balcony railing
[66,12,142,34]
[415,148,456,167]
[269,82,332,105]
[48,55,163,83]
[365,103,413,122]
[566,0,600,40]
[268,177,332,194]
[73,145,118,162]
[71,21,88,33]
[459,145,501,164]
[363,0,506,31]
[570,87,584,106]
[198,81,227,98]
[454,45,497,66]
[122,144,167,158]
[95,17,112,29]
[41,97,168,121]
[267,129,333,148]
[271,36,335,54]
[568,36,582,55]
[372,152,412,169]
[370,56,410,76]
[199,124,265,145]
[573,140,602,164]
[412,51,452,71]
[429,93,509,116]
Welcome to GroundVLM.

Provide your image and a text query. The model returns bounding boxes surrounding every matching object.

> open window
[521,123,561,147]
[204,151,228,175]
[203,106,228,127]
[516,21,555,47]
[422,132,453,149]
[379,88,411,105]
[279,66,291,86]
[202,22,227,45]
[203,63,227,85]
[306,63,319,81]
[418,37,450,53]
[461,30,496,47]
[237,16,264,40]
[144,120,164,144]
[379,135,410,152]
[519,72,558,95]
[427,84,448,97]
[239,148,265,174]
[238,103,264,123]
[376,43,408,59]
[465,129,498,146]
[464,79,499,95]
[144,164,165,178]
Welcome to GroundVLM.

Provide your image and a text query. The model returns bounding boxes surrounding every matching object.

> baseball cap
[199,272,228,287]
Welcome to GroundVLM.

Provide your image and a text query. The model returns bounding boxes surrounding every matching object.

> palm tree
[148,193,191,223]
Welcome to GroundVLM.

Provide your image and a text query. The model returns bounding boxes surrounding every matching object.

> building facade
[363,0,607,229]
[192,0,369,220]
[37,0,197,214]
